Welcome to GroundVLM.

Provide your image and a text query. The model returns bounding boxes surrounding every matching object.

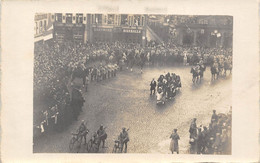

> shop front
[92,26,144,44]
[54,22,85,43]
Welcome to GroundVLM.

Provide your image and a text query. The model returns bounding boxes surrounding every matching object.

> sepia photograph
[1,0,259,162]
[33,13,233,154]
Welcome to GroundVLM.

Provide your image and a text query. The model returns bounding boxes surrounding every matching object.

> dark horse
[210,65,219,81]
[190,67,200,83]
[198,64,206,80]
[71,66,92,86]
[224,60,232,76]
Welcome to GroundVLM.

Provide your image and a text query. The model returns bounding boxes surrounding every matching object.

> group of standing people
[169,108,231,155]
[152,72,182,104]
[34,38,232,153]
[188,109,232,154]
[76,121,130,153]
[210,54,233,80]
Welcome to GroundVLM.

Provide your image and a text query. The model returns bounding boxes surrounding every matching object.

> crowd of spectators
[33,39,232,140]
[188,108,232,154]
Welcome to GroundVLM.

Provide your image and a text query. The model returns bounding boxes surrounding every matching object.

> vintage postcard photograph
[1,0,259,162]
[33,13,233,154]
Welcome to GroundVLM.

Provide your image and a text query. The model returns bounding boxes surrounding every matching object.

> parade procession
[33,13,233,154]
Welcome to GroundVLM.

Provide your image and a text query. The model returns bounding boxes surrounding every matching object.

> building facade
[34,13,54,43]
[53,13,86,44]
[172,16,233,48]
[52,13,147,46]
[146,15,233,48]
[87,14,147,46]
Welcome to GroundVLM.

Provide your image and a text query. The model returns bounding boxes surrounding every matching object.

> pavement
[33,65,232,153]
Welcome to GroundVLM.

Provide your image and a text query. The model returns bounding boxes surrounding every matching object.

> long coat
[170,133,180,152]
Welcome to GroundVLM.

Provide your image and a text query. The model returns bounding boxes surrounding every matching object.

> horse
[198,64,206,80]
[224,60,232,76]
[190,67,200,83]
[71,66,91,86]
[210,65,219,81]
[218,61,224,76]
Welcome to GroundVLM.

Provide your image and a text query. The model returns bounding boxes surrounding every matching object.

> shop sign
[94,28,112,32]
[74,35,83,39]
[35,14,48,21]
[75,24,83,27]
[113,27,123,33]
[123,29,141,33]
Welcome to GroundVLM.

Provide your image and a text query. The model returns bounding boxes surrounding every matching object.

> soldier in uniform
[150,78,157,95]
[189,118,197,138]
[97,125,107,148]
[77,120,89,145]
[84,75,90,92]
[119,127,129,153]
[201,126,209,154]
[211,110,218,123]
[196,128,203,154]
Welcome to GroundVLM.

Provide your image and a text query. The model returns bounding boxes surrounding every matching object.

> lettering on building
[122,29,141,33]
[94,28,113,32]
[35,14,48,21]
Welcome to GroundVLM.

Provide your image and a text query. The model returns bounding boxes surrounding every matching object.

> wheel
[86,140,93,153]
[93,143,99,153]
[112,146,116,153]
[69,137,76,152]
[76,137,82,153]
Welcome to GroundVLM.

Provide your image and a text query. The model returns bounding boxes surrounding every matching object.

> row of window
[53,13,145,26]
[35,20,47,35]
[54,13,85,24]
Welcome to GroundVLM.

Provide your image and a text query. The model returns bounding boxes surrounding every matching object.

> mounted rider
[150,78,157,95]
[97,124,107,148]
[192,63,200,76]
[212,61,219,71]
[77,120,89,145]
[198,59,206,78]
[119,127,129,153]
